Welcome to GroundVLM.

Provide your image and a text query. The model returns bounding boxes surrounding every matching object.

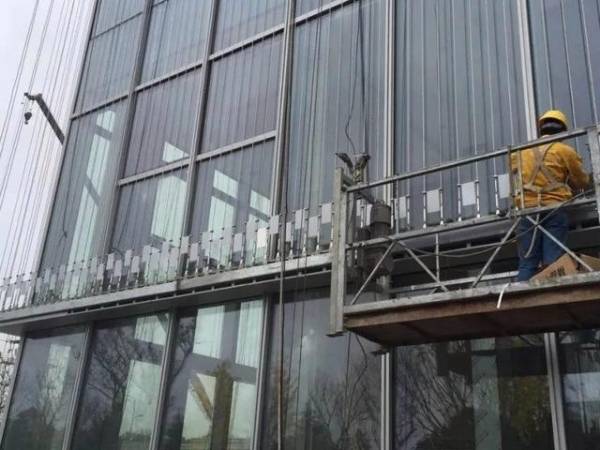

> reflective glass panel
[112,168,188,255]
[125,70,201,176]
[214,0,286,50]
[395,336,554,450]
[296,0,336,17]
[191,141,273,239]
[1,327,85,450]
[288,0,385,213]
[158,299,264,450]
[529,0,600,166]
[142,0,211,81]
[558,330,600,449]
[93,0,144,36]
[71,314,169,450]
[77,16,142,111]
[202,36,282,152]
[41,102,127,272]
[395,0,527,226]
[261,290,381,450]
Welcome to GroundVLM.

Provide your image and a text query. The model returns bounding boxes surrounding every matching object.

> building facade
[1,0,600,449]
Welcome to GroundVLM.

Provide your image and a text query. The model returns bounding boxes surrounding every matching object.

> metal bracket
[329,168,347,336]
[24,93,65,144]
[525,215,594,272]
[587,126,600,222]
[471,219,520,288]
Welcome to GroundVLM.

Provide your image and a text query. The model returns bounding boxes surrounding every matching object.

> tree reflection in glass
[71,314,168,450]
[158,299,264,450]
[261,290,381,450]
[395,336,554,450]
[1,327,85,450]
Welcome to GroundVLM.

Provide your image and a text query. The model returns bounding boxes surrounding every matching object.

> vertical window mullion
[100,0,158,256]
[251,296,273,450]
[62,323,94,450]
[179,0,221,244]
[0,336,24,447]
[149,310,177,450]
[544,332,569,450]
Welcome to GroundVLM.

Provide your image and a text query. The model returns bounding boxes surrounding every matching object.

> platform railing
[0,203,334,313]
[329,124,600,335]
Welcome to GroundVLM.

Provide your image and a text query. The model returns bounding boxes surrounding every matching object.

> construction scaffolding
[330,124,600,345]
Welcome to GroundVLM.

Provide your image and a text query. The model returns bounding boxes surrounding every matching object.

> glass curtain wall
[76,0,144,112]
[528,0,600,167]
[71,314,169,450]
[158,300,265,450]
[189,4,284,269]
[110,0,210,256]
[558,330,600,450]
[1,327,85,450]
[41,102,127,273]
[40,0,145,272]
[261,290,381,450]
[395,336,555,450]
[395,0,527,227]
[287,0,386,213]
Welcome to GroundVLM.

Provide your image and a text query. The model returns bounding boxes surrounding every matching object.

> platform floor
[344,272,600,346]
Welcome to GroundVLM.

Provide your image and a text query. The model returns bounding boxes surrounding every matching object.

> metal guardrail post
[588,126,600,222]
[329,168,346,336]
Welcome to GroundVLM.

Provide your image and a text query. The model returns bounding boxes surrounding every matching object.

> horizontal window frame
[295,0,358,26]
[71,92,129,120]
[136,58,204,93]
[91,10,144,40]
[209,23,285,62]
[117,131,277,187]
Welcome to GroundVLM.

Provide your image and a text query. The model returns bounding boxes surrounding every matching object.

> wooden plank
[345,280,600,345]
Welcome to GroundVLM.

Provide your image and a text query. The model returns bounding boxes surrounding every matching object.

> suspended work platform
[330,125,600,346]
[344,271,600,346]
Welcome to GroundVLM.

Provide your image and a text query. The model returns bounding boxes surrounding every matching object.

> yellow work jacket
[511,140,589,208]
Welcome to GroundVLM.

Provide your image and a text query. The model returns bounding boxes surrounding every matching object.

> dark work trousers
[516,210,569,281]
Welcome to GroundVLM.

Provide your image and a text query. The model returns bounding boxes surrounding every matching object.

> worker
[511,110,590,281]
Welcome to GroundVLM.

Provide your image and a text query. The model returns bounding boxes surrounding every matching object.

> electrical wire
[0,0,41,158]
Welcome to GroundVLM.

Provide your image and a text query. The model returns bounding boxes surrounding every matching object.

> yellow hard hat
[538,109,568,129]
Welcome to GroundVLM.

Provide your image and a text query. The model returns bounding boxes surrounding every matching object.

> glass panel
[288,0,386,213]
[93,0,145,36]
[214,0,286,50]
[395,336,554,450]
[191,141,273,239]
[558,330,600,449]
[261,290,381,450]
[296,0,336,16]
[77,17,142,111]
[41,102,127,272]
[202,36,282,152]
[71,314,169,450]
[142,0,211,81]
[112,168,188,255]
[125,70,202,176]
[395,0,527,226]
[528,0,600,167]
[1,327,85,450]
[158,299,264,450]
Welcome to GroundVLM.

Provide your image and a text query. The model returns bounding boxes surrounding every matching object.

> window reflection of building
[205,169,271,267]
[558,330,600,449]
[159,300,263,450]
[395,337,554,450]
[1,328,85,450]
[71,314,168,450]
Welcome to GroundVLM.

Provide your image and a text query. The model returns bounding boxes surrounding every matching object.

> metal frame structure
[330,124,600,336]
[4,1,600,449]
